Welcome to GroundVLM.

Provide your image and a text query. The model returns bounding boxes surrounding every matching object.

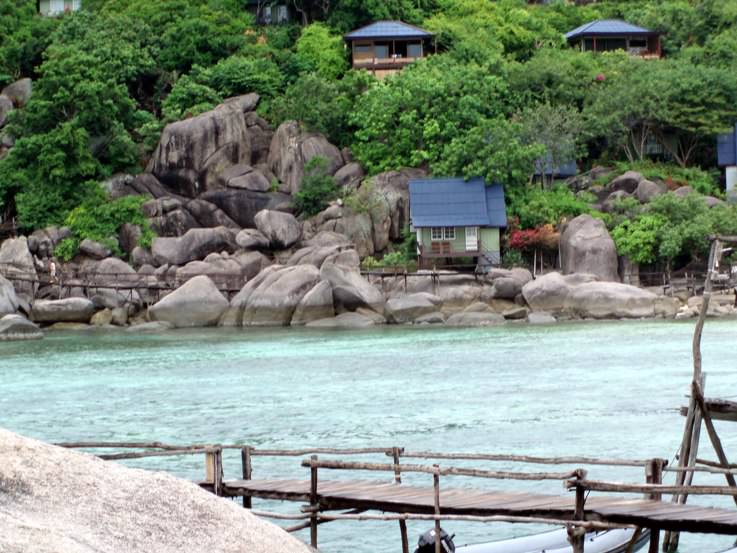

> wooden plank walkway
[223,478,737,535]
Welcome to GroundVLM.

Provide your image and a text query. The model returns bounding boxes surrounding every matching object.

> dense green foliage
[293,157,340,217]
[1,0,736,271]
[55,195,155,261]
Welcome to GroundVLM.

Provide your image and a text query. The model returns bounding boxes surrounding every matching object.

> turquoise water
[2,320,737,552]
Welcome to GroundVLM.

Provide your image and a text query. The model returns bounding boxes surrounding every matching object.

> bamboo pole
[301,458,583,481]
[309,455,318,549]
[241,446,252,508]
[433,466,441,553]
[393,447,409,553]
[567,479,737,496]
[398,450,650,467]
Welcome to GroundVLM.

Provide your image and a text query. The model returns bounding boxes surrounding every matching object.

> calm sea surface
[2,320,737,552]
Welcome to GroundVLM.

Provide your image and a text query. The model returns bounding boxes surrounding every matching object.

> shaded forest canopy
[1,0,737,269]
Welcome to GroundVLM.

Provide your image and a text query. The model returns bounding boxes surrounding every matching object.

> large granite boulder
[319,263,384,313]
[369,168,425,251]
[560,214,618,281]
[487,268,533,300]
[267,120,343,194]
[0,94,13,127]
[385,293,439,324]
[217,163,271,191]
[236,228,270,250]
[0,275,19,316]
[220,265,280,326]
[200,189,291,228]
[635,179,667,203]
[240,265,321,326]
[185,199,240,229]
[607,170,643,194]
[151,227,235,266]
[290,280,335,325]
[563,281,658,319]
[0,237,37,296]
[30,298,95,323]
[521,272,597,313]
[1,78,33,108]
[149,275,228,327]
[254,209,301,249]
[27,226,72,258]
[0,314,42,340]
[79,239,112,260]
[0,428,312,553]
[445,311,505,326]
[88,258,141,308]
[287,245,344,268]
[306,311,376,328]
[333,162,364,191]
[147,94,259,197]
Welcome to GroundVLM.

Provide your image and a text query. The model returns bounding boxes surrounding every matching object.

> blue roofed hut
[717,123,737,197]
[409,177,507,270]
[565,19,662,58]
[344,21,434,79]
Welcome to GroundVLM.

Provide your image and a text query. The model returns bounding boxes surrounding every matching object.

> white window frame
[431,227,455,241]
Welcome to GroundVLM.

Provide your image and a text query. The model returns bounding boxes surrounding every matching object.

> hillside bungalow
[246,1,291,24]
[344,21,434,79]
[717,123,737,197]
[409,177,507,270]
[565,20,662,58]
[38,0,81,16]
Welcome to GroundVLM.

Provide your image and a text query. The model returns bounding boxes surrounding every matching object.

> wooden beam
[433,467,441,553]
[309,455,319,549]
[241,446,252,508]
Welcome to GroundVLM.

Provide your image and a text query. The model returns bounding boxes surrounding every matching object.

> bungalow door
[465,226,478,251]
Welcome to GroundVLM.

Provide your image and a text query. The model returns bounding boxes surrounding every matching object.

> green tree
[295,23,348,80]
[293,157,339,217]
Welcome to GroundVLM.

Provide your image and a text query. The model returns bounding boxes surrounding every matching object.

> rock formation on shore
[0,428,311,553]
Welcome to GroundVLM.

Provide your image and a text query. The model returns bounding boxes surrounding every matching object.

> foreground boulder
[0,236,37,296]
[0,428,312,553]
[306,311,376,328]
[0,314,42,340]
[385,293,440,324]
[564,282,658,319]
[30,298,95,324]
[0,275,19,316]
[149,275,228,328]
[320,263,384,313]
[241,265,321,326]
[560,214,618,281]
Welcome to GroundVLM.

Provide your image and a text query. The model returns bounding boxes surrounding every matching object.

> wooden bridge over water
[59,442,737,553]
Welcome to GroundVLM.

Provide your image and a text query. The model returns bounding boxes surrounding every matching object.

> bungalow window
[407,43,423,58]
[629,38,648,48]
[374,43,390,59]
[430,227,455,241]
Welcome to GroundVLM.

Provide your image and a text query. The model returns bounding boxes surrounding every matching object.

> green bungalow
[38,0,81,16]
[409,177,507,270]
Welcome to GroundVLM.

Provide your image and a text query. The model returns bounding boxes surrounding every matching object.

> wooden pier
[58,442,737,553]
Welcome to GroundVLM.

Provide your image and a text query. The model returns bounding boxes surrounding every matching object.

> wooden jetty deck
[223,477,737,535]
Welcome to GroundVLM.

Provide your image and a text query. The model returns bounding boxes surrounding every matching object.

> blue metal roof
[344,21,433,41]
[565,19,656,40]
[717,124,737,167]
[409,177,507,228]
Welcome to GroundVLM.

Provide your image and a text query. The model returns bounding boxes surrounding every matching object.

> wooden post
[568,474,586,553]
[433,465,442,553]
[205,447,223,496]
[241,446,252,508]
[393,447,409,553]
[310,455,319,549]
[646,458,664,553]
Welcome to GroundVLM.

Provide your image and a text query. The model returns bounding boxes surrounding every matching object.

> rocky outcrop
[1,78,33,108]
[306,311,376,328]
[149,275,228,327]
[560,215,618,281]
[27,226,72,259]
[0,314,42,340]
[30,298,96,324]
[0,94,13,128]
[147,94,259,197]
[522,272,597,313]
[268,120,343,195]
[200,189,291,228]
[445,311,505,326]
[333,162,364,191]
[385,293,440,324]
[0,275,18,316]
[0,428,312,553]
[487,268,533,300]
[236,228,270,250]
[151,227,235,266]
[79,239,112,260]
[241,265,321,326]
[217,163,271,191]
[564,282,658,319]
[88,258,141,308]
[254,209,301,249]
[635,179,667,203]
[320,263,384,313]
[291,280,335,325]
[0,236,37,295]
[607,170,643,194]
